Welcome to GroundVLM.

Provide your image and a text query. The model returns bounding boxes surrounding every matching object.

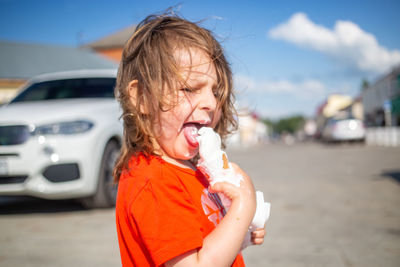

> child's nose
[198,88,217,112]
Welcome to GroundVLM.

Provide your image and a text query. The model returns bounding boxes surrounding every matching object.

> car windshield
[326,116,357,125]
[11,78,116,103]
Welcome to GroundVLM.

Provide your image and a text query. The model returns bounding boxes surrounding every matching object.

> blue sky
[1,0,399,119]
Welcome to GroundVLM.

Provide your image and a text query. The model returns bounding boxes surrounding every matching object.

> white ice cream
[196,127,271,249]
[196,127,242,187]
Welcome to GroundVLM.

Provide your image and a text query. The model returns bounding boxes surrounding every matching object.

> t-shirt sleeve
[129,174,203,266]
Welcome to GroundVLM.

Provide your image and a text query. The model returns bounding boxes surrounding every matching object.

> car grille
[0,125,31,146]
[0,175,28,184]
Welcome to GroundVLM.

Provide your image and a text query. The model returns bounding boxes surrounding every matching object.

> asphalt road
[0,142,399,267]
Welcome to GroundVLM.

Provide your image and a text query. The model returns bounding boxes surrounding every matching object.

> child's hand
[209,163,256,223]
[251,228,266,245]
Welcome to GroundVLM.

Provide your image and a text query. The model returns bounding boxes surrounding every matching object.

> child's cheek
[212,109,222,127]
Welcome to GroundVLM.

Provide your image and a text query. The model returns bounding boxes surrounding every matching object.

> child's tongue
[183,123,199,147]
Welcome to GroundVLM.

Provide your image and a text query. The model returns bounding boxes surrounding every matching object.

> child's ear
[127,80,149,114]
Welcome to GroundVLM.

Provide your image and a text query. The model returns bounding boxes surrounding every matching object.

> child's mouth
[182,123,201,147]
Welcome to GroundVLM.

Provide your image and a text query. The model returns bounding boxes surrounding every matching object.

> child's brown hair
[113,13,237,181]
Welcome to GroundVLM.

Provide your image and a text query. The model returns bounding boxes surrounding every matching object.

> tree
[274,115,305,134]
[262,115,306,135]
[262,118,274,129]
[361,79,370,91]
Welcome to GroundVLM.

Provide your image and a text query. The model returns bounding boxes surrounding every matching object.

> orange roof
[84,25,136,49]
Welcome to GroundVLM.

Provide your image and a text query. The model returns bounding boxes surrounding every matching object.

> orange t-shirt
[115,154,245,267]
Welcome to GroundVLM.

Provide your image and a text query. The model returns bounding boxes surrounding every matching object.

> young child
[114,13,266,267]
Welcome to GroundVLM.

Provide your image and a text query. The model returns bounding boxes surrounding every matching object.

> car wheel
[80,140,120,209]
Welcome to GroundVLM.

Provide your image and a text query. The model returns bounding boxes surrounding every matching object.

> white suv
[0,69,122,208]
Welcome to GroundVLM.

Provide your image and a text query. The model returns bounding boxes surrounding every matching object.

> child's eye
[180,87,196,93]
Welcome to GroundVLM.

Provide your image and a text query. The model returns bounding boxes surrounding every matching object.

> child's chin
[181,149,198,160]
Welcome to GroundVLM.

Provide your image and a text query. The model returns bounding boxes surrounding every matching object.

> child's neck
[161,155,197,171]
[151,138,197,170]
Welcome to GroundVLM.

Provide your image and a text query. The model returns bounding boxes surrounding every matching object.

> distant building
[227,108,269,147]
[83,25,136,62]
[303,119,317,138]
[0,41,117,103]
[362,66,400,126]
[320,94,353,118]
[315,94,353,134]
[340,96,364,121]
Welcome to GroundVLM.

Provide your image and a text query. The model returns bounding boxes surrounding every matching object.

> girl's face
[154,48,221,166]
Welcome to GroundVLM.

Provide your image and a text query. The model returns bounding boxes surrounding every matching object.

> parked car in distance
[0,69,122,208]
[322,116,366,142]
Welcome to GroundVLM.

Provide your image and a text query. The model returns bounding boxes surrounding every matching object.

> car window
[11,78,116,103]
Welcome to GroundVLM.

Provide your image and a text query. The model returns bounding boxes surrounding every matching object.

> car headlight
[32,120,94,135]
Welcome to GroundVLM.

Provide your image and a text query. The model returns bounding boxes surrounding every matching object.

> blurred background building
[361,66,400,146]
[312,65,400,146]
[362,65,400,127]
[227,108,270,147]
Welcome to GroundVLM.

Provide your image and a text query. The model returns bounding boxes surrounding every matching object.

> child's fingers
[251,228,266,245]
[209,182,239,200]
[251,228,266,238]
[252,237,264,245]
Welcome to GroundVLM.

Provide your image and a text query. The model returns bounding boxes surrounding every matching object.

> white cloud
[268,12,400,74]
[234,74,326,99]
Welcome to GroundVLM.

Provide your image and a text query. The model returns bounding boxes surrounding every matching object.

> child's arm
[165,163,256,267]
